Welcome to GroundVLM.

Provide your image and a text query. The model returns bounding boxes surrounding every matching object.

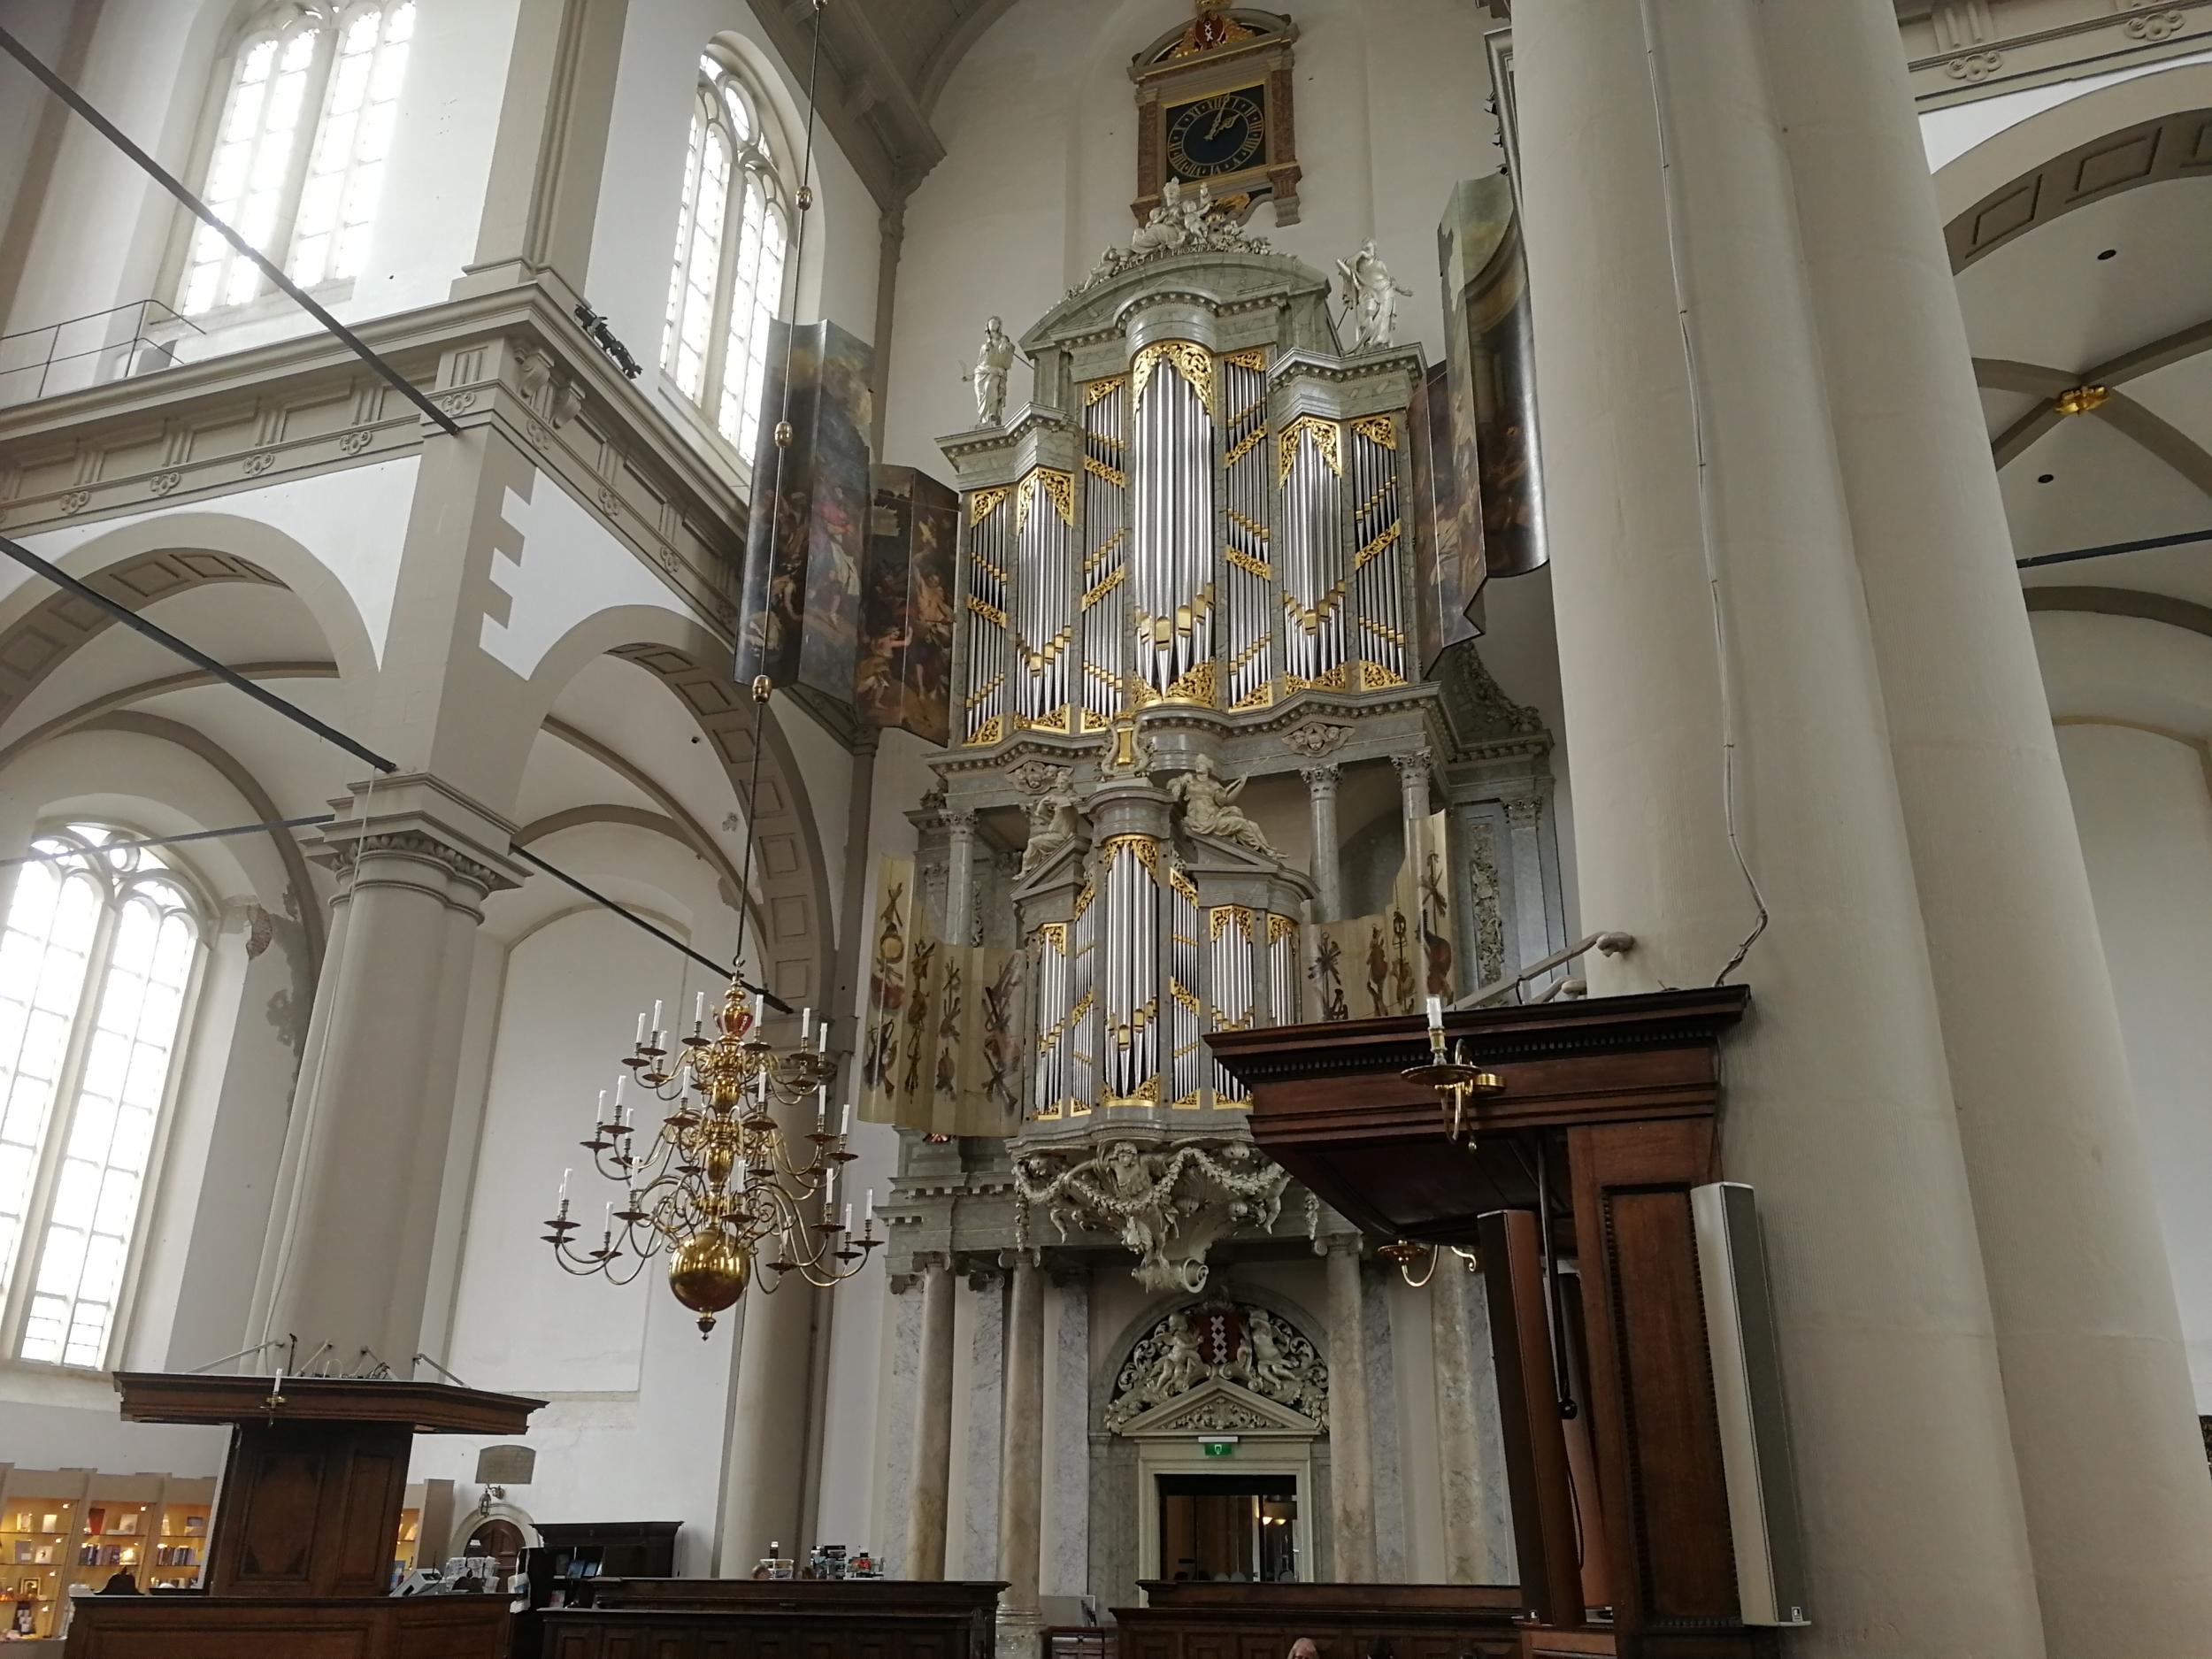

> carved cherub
[1018,775,1082,875]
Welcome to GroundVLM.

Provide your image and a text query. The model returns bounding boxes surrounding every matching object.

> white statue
[1163,753,1277,857]
[1130,179,1209,257]
[1336,239,1412,350]
[973,315,1014,426]
[1018,775,1082,875]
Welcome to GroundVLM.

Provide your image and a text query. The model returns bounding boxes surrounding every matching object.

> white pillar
[1431,1251,1510,1582]
[1761,4,2212,1647]
[1325,1239,1376,1581]
[1302,763,1343,920]
[903,1256,956,1578]
[1516,3,2044,1652]
[1393,748,1432,895]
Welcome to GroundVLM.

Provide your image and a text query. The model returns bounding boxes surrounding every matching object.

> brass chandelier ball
[669,1227,752,1335]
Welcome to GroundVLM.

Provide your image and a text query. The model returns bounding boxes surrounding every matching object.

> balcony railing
[0,298,204,410]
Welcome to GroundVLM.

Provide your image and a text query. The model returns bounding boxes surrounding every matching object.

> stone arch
[0,511,380,737]
[1937,65,2212,268]
[523,603,835,1011]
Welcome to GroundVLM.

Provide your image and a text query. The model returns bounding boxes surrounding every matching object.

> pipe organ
[939,244,1427,1125]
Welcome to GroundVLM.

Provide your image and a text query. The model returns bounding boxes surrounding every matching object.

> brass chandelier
[543,972,880,1334]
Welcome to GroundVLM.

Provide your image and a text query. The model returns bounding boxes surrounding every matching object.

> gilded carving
[1277,414,1340,484]
[1132,341,1217,418]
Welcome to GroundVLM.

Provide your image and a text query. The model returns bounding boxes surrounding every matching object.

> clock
[1164,86,1268,181]
[1132,6,1302,226]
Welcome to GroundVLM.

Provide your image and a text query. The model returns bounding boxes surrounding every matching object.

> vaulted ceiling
[744,0,1028,205]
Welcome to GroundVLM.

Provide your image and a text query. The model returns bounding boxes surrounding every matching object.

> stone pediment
[1026,250,1329,350]
[1119,1376,1322,1440]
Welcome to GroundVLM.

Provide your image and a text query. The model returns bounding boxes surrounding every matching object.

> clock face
[1164,87,1268,180]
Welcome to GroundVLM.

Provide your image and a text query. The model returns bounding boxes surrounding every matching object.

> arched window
[0,826,205,1369]
[661,53,793,466]
[178,1,418,317]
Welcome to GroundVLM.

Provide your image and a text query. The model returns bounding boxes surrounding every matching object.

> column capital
[1393,746,1433,786]
[311,773,527,903]
[1299,761,1341,792]
[1504,795,1542,831]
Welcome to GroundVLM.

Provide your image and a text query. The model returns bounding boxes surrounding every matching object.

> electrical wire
[1,814,334,868]
[1635,0,1770,987]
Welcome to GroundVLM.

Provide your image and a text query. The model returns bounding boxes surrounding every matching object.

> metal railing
[1451,930,1637,1010]
[0,296,204,408]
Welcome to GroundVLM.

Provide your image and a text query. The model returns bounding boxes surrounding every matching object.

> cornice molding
[0,281,750,637]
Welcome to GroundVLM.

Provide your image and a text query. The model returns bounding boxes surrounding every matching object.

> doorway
[1156,1473,1299,1583]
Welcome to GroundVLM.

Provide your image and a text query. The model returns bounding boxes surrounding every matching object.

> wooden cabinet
[540,1579,1002,1659]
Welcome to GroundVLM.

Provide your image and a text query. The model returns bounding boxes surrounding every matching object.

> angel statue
[1163,752,1277,857]
[1336,239,1412,351]
[1018,774,1082,875]
[973,315,1014,426]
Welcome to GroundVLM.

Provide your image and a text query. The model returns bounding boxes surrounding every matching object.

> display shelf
[0,1496,79,1641]
[392,1504,424,1590]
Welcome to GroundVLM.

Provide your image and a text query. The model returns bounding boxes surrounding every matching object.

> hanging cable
[1,814,334,868]
[1635,0,1770,986]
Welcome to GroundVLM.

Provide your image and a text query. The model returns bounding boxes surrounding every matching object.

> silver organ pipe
[1131,342,1217,703]
[1080,379,1128,731]
[1013,468,1076,731]
[1221,350,1273,711]
[1267,914,1301,1028]
[1350,416,1409,688]
[1279,416,1347,690]
[1032,920,1071,1120]
[1209,906,1256,1106]
[1167,862,1205,1108]
[1102,834,1162,1105]
[963,488,1012,743]
[1070,874,1099,1109]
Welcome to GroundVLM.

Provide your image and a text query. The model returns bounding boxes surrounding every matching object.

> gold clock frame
[1131,6,1302,227]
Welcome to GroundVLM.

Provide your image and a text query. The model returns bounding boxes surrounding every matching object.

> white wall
[880,0,1498,472]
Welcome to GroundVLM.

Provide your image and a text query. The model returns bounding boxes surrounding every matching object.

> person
[97,1570,140,1595]
[1288,1640,1319,1659]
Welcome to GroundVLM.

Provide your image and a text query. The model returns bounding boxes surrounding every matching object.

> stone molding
[1901,0,2212,108]
[0,280,749,637]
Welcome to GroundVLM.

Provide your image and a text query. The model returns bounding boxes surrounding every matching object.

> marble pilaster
[1325,1239,1377,1581]
[1044,1272,1091,1595]
[903,1256,956,1578]
[1363,1257,1405,1582]
[959,1266,1005,1579]
[1432,1252,1515,1582]
[996,1257,1046,1646]
[1392,749,1432,902]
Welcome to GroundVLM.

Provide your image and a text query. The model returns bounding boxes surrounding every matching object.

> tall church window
[0,826,204,1370]
[178,2,418,317]
[661,53,792,468]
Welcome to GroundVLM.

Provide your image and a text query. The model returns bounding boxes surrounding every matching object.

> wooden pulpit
[1211,986,1778,1659]
[64,1371,542,1657]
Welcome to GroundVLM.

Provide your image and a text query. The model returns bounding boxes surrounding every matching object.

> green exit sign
[1201,1439,1237,1458]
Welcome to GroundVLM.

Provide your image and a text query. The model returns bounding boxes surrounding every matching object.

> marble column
[996,1257,1046,1646]
[1516,2,2043,1651]
[943,810,979,950]
[1762,6,2212,1647]
[1431,1251,1508,1582]
[257,779,520,1364]
[1302,763,1343,920]
[1325,1239,1377,1581]
[903,1256,956,1578]
[1393,749,1432,898]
